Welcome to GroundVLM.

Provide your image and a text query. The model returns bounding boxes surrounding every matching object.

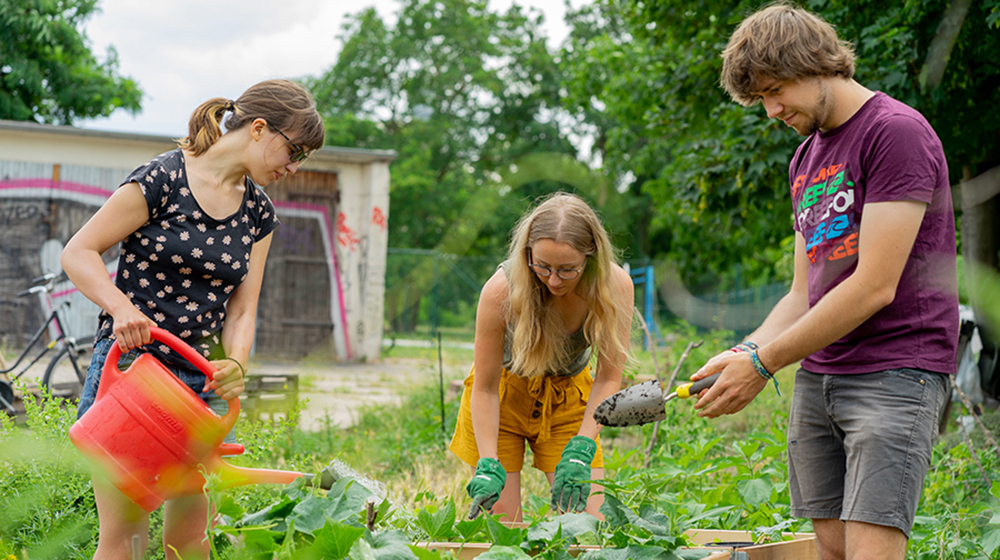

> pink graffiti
[336,212,360,251]
[372,207,387,230]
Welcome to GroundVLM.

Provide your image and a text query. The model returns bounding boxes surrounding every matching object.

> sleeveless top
[498,261,592,377]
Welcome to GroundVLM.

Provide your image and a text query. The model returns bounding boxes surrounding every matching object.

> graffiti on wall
[371,207,387,231]
[0,178,359,360]
[0,203,44,224]
[336,211,360,251]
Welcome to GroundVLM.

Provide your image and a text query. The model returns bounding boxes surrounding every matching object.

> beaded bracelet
[749,349,781,396]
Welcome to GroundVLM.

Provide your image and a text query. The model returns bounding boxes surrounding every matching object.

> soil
[253,357,450,431]
[4,355,466,432]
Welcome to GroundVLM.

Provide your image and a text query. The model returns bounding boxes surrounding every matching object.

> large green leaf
[527,513,599,544]
[736,477,773,507]
[415,501,457,541]
[366,530,420,560]
[455,516,486,541]
[599,494,670,536]
[484,514,527,546]
[309,519,367,559]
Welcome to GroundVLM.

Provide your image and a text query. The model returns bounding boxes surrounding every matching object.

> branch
[949,375,1000,457]
[643,339,702,468]
[953,406,993,488]
[919,0,973,93]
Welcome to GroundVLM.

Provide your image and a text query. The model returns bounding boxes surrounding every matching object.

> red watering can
[69,327,305,512]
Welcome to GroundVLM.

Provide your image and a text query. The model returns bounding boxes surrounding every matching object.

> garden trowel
[593,372,720,427]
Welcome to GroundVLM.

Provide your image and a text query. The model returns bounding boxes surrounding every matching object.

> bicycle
[0,273,94,413]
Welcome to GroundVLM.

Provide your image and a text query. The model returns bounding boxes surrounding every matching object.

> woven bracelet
[749,349,781,396]
[730,341,760,353]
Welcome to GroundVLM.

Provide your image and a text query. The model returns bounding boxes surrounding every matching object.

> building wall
[0,120,393,362]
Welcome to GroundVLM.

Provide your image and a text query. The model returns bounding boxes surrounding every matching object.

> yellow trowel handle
[672,372,721,399]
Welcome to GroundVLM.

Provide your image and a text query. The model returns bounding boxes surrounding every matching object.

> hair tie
[225,100,236,113]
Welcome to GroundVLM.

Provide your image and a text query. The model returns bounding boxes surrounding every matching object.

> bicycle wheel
[42,343,94,400]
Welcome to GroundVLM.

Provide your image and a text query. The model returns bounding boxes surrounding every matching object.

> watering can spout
[213,460,307,489]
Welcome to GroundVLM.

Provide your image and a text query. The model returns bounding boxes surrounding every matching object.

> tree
[0,0,142,124]
[563,0,1000,290]
[307,0,585,331]
[562,0,800,290]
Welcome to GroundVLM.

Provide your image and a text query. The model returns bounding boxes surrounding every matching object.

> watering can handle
[99,327,241,431]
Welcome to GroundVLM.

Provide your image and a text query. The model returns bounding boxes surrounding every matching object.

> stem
[949,375,1000,457]
[635,304,702,469]
[954,410,992,488]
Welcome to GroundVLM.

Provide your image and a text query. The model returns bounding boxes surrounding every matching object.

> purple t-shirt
[790,92,958,375]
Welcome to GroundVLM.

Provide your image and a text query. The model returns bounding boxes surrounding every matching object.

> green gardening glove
[466,457,506,519]
[551,436,597,513]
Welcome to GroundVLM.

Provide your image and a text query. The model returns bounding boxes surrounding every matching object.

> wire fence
[383,249,789,347]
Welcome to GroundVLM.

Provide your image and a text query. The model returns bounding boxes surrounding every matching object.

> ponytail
[177,98,237,156]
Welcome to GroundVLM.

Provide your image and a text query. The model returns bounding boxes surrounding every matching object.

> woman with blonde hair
[63,78,324,559]
[450,192,634,521]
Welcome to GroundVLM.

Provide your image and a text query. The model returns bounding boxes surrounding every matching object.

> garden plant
[2,323,1000,559]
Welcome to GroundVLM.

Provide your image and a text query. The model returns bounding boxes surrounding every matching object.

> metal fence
[383,249,790,346]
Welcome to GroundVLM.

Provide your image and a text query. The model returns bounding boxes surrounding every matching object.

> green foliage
[561,0,999,289]
[0,387,96,559]
[307,0,574,256]
[5,323,1000,558]
[560,0,799,288]
[0,0,142,124]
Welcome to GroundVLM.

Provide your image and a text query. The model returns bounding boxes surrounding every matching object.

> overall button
[534,401,542,408]
[531,410,541,419]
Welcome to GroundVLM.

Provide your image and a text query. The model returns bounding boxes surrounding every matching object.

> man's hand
[466,457,506,519]
[551,435,597,513]
[691,352,768,418]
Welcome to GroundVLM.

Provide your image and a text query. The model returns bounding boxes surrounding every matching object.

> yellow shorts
[449,365,604,473]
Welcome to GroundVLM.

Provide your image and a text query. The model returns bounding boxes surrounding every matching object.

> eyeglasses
[528,250,588,280]
[271,126,310,163]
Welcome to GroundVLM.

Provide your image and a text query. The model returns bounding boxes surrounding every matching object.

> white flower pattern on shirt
[95,149,280,365]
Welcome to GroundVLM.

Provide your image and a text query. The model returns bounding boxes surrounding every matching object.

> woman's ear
[250,118,268,141]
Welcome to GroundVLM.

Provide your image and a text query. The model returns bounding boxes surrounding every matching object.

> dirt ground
[3,351,470,431]
[253,356,461,431]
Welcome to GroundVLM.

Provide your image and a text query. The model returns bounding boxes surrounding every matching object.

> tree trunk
[960,164,1000,307]
[919,0,973,93]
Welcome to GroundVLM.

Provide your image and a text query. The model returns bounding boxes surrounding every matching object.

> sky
[81,0,581,138]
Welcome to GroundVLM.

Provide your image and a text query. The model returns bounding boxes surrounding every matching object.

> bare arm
[577,265,634,440]
[207,232,274,400]
[694,200,927,418]
[61,183,155,351]
[469,270,509,461]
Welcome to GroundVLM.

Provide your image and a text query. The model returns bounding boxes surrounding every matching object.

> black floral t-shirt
[95,149,279,367]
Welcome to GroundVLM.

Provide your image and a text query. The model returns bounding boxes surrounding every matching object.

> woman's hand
[206,358,246,400]
[111,307,156,352]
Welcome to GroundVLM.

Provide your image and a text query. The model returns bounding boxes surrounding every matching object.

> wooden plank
[416,542,729,559]
[739,537,817,560]
[683,529,817,560]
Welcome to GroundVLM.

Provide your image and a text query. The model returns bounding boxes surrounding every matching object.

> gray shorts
[787,367,947,537]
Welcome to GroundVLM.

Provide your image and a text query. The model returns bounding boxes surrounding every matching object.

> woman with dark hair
[63,78,324,560]
[450,192,634,522]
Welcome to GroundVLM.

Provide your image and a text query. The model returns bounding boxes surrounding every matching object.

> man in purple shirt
[691,5,958,560]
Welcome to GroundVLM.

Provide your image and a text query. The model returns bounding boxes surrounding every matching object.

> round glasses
[528,251,588,280]
[271,126,310,163]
